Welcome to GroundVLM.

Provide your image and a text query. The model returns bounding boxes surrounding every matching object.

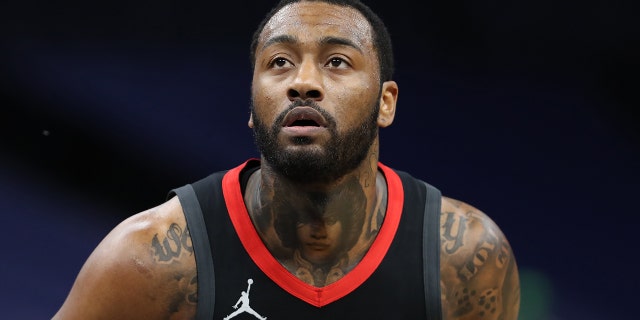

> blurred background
[1,0,637,319]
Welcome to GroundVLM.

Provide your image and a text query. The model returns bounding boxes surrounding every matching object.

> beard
[251,98,379,184]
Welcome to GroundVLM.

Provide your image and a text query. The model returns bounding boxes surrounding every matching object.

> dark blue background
[1,1,637,319]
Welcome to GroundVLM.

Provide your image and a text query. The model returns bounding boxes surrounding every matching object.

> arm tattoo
[442,211,466,254]
[459,227,501,281]
[150,223,199,316]
[168,273,198,312]
[441,209,520,319]
[151,223,194,263]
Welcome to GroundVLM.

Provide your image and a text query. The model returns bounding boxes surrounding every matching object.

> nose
[288,58,323,101]
[309,221,327,239]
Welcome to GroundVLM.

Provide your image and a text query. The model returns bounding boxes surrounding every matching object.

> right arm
[52,196,198,320]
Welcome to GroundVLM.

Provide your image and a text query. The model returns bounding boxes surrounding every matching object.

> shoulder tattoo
[440,208,520,319]
[151,223,194,263]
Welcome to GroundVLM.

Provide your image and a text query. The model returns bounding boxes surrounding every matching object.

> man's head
[249,0,398,182]
[250,0,394,82]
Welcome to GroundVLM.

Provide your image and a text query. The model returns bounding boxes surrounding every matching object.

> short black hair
[249,0,394,82]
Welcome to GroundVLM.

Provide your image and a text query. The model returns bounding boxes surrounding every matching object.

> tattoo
[363,151,378,188]
[151,223,193,263]
[270,175,368,286]
[442,211,466,254]
[248,174,273,233]
[247,161,386,287]
[167,272,198,315]
[187,275,198,303]
[363,172,386,241]
[440,206,519,319]
[459,232,500,281]
[146,224,199,317]
[450,287,500,318]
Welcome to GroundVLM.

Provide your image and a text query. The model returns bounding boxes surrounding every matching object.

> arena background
[1,0,637,319]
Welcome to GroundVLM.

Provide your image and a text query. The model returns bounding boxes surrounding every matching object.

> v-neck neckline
[221,160,404,307]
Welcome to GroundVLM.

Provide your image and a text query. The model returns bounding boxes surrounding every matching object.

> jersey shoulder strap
[394,169,443,320]
[421,180,443,319]
[168,179,217,320]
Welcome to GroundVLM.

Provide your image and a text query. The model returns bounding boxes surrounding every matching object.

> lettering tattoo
[459,235,498,281]
[440,204,519,320]
[149,223,198,316]
[151,223,193,263]
[442,211,467,254]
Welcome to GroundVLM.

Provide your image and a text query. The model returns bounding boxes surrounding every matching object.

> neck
[243,147,387,286]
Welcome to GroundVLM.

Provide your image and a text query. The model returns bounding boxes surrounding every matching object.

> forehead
[258,2,373,52]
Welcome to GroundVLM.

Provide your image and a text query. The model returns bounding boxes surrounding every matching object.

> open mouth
[290,119,320,126]
[283,106,328,127]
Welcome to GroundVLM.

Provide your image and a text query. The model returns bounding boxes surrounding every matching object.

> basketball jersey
[169,159,442,319]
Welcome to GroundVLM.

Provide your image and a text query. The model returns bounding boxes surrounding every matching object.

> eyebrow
[262,34,297,50]
[261,35,364,54]
[320,36,363,54]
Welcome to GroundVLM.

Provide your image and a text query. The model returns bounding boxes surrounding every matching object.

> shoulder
[438,196,520,320]
[440,196,507,249]
[53,196,198,320]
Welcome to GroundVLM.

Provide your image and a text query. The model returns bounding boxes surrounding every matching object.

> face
[296,214,343,264]
[250,2,386,182]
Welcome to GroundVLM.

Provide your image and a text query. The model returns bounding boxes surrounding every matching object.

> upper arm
[52,196,198,320]
[439,197,520,320]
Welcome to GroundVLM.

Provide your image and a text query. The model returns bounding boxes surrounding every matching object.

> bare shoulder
[439,196,520,320]
[53,196,197,320]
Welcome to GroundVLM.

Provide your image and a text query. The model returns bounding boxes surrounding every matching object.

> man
[53,0,520,319]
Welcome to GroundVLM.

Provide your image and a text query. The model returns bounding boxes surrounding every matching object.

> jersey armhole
[421,181,443,319]
[169,185,215,320]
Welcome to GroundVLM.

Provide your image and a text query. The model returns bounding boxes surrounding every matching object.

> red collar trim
[222,159,404,307]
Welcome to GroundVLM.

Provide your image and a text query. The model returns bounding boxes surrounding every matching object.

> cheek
[331,86,378,127]
[327,223,343,240]
[252,79,285,122]
[296,225,310,239]
[252,94,276,123]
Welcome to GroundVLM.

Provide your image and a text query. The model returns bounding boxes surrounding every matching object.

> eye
[269,57,293,69]
[324,216,338,225]
[297,213,313,225]
[326,57,349,69]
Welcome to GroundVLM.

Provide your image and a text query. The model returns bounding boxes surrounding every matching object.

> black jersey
[169,159,442,320]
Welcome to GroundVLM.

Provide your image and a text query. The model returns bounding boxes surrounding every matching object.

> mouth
[305,242,330,250]
[282,106,328,128]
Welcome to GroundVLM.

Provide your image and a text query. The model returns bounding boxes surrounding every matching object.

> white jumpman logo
[223,279,267,320]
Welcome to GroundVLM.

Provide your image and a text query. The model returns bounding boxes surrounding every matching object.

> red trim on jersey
[222,159,404,307]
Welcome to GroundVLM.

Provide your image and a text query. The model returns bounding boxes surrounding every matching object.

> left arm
[439,197,520,320]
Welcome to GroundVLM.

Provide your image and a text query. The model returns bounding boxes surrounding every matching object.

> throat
[243,166,389,287]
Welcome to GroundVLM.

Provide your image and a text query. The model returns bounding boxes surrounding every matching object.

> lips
[305,242,330,250]
[282,106,328,127]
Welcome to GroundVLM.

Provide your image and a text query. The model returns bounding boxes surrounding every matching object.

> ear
[248,112,254,128]
[377,81,398,128]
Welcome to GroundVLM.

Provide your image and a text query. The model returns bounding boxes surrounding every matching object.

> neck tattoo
[245,170,388,287]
